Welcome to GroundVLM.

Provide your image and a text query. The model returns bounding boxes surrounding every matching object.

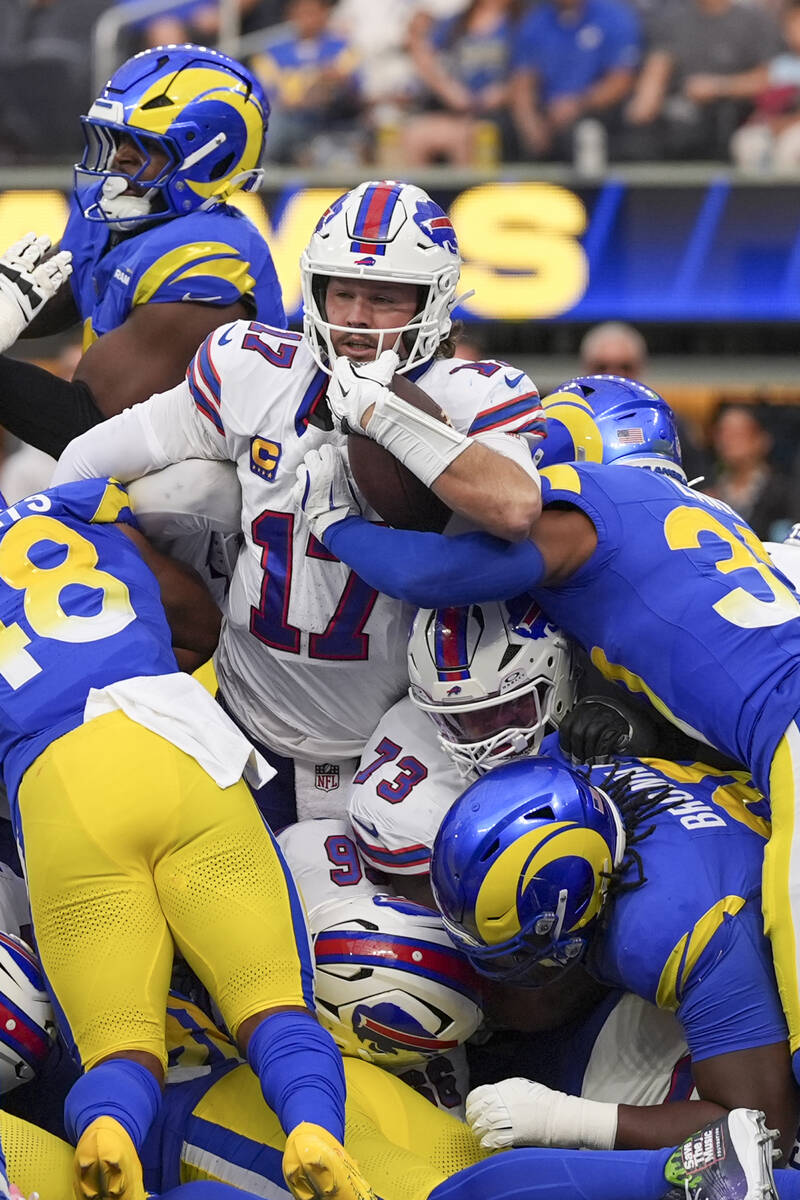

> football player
[0,44,284,458]
[293,372,800,1078]
[278,817,482,1116]
[0,996,779,1200]
[432,749,796,1154]
[0,480,374,1200]
[146,1001,781,1200]
[52,180,544,828]
[347,599,575,883]
[346,594,797,1152]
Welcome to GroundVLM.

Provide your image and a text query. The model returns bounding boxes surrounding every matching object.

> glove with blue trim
[294,443,362,543]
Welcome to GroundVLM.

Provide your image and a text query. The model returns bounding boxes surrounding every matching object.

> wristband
[543,1090,619,1150]
[366,388,470,487]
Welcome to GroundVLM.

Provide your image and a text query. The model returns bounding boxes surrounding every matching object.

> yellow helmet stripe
[543,389,594,414]
[541,395,604,464]
[519,825,613,932]
[474,821,612,945]
[130,67,252,136]
[128,66,263,199]
[476,823,573,944]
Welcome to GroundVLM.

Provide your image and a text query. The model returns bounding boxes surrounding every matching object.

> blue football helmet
[75,44,268,226]
[538,375,685,481]
[430,757,625,982]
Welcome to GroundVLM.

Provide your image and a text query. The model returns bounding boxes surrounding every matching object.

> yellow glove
[283,1122,378,1200]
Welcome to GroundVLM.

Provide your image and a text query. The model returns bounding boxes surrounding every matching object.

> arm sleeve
[52,375,226,484]
[476,430,541,482]
[0,355,104,459]
[323,517,546,607]
[126,460,242,538]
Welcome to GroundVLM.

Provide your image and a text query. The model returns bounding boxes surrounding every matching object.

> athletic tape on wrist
[367,388,470,488]
[535,1091,619,1150]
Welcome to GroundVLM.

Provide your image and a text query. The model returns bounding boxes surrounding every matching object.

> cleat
[282,1122,378,1200]
[663,1109,779,1200]
[73,1117,146,1200]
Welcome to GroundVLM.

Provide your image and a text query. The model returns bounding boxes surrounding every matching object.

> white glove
[294,442,362,542]
[0,233,72,353]
[466,1078,618,1150]
[327,349,400,434]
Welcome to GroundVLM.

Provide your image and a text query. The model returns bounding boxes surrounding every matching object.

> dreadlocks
[580,761,675,910]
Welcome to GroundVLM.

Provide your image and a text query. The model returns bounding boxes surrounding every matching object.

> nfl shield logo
[315,762,340,792]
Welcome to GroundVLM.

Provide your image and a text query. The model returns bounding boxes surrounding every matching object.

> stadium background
[3,0,800,530]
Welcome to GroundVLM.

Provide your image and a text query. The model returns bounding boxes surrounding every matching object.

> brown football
[347,373,452,533]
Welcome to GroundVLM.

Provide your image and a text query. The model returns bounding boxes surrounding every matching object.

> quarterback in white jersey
[54,181,544,819]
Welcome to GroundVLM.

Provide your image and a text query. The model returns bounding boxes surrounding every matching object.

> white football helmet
[300,180,463,375]
[310,893,484,1069]
[0,932,56,1092]
[408,598,576,777]
[766,524,800,592]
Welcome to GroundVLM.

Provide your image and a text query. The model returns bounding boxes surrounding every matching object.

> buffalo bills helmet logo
[507,596,553,641]
[413,199,458,255]
[353,1002,458,1057]
[314,192,348,233]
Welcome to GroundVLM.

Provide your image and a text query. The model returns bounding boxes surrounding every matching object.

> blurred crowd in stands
[3,0,800,169]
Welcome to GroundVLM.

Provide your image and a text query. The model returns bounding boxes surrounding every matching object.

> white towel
[84,672,275,790]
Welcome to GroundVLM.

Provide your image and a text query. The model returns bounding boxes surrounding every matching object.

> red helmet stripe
[316,932,479,992]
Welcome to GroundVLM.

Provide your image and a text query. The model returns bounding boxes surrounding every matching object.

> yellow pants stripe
[184,1059,485,1200]
[765,723,800,1052]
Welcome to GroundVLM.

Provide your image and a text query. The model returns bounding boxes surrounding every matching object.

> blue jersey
[431,16,514,95]
[252,32,359,111]
[324,465,800,796]
[61,196,285,346]
[534,463,800,795]
[555,744,785,1061]
[512,0,641,102]
[0,480,177,806]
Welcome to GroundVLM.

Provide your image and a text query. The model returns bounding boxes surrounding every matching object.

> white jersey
[348,696,462,875]
[277,816,383,916]
[580,992,693,1104]
[127,322,544,761]
[0,864,28,940]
